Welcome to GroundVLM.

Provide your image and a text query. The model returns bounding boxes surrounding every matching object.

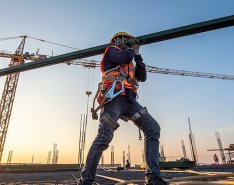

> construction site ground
[0,165,233,184]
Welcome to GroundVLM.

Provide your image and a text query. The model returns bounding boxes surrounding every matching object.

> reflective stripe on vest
[100,46,138,91]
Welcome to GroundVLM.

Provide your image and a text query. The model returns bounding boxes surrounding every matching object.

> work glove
[128,38,140,55]
[113,37,128,48]
[113,37,141,55]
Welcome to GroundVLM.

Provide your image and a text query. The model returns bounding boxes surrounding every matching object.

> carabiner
[105,78,124,101]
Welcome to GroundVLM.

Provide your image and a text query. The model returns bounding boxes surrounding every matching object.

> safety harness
[90,45,144,139]
[91,65,138,120]
[91,45,139,120]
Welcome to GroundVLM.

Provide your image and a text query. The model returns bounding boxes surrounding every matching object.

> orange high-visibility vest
[100,46,138,92]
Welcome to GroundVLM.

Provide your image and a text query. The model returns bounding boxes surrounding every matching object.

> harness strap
[91,65,138,120]
[118,72,138,87]
[130,107,148,122]
[103,65,138,88]
[103,66,119,75]
[91,79,125,120]
[129,107,148,140]
[91,83,109,120]
[100,111,120,130]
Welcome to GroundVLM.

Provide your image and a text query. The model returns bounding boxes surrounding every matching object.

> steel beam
[0,15,234,77]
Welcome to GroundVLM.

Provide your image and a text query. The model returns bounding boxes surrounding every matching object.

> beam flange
[0,15,234,77]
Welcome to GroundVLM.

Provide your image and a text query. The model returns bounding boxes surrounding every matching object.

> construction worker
[78,32,167,185]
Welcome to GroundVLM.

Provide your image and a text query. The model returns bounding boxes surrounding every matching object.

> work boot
[77,179,98,185]
[77,179,92,185]
[145,177,168,185]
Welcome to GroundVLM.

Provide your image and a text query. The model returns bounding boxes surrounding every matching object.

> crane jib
[0,15,234,77]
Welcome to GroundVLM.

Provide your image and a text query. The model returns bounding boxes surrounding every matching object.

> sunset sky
[0,0,234,165]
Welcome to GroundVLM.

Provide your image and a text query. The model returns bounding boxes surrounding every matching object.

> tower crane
[68,59,234,81]
[0,36,46,162]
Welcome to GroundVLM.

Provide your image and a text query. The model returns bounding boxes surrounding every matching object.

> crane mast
[0,36,27,162]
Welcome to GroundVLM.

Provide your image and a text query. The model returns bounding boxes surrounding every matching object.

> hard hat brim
[110,32,134,42]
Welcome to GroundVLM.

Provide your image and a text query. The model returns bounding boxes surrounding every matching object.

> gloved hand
[113,37,128,48]
[113,37,141,54]
[128,38,140,55]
